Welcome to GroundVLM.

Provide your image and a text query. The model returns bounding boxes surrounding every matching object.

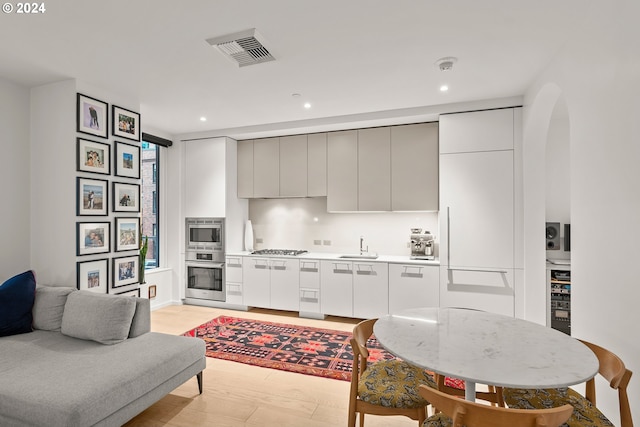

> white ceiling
[0,0,590,139]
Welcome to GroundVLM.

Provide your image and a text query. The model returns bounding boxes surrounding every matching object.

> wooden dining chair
[503,339,633,427]
[348,318,437,427]
[418,385,574,427]
[434,374,505,407]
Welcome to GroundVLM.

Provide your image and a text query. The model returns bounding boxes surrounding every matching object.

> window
[141,141,159,269]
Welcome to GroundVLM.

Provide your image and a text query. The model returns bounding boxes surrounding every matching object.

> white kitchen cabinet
[279,135,307,197]
[391,123,439,211]
[439,108,514,154]
[237,140,254,198]
[270,258,300,311]
[358,127,391,211]
[320,260,354,317]
[242,257,271,308]
[307,133,327,197]
[352,261,388,319]
[299,259,321,314]
[253,137,280,198]
[184,138,226,217]
[388,263,439,313]
[327,130,358,212]
[225,256,244,305]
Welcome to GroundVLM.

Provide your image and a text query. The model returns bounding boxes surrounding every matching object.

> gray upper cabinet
[237,140,254,198]
[279,135,308,197]
[327,130,358,212]
[391,122,439,211]
[358,127,391,211]
[307,133,327,197]
[253,137,280,198]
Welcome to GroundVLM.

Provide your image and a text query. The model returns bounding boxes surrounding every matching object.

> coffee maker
[410,228,435,260]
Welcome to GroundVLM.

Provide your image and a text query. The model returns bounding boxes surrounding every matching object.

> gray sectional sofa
[0,286,206,427]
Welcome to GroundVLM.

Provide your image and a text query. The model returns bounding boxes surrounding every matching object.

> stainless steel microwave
[185,217,224,252]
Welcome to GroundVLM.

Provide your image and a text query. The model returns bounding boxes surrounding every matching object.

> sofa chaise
[0,272,206,427]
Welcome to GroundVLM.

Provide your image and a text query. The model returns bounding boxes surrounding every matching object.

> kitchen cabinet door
[391,123,439,211]
[237,140,254,198]
[253,137,279,198]
[300,259,321,313]
[184,138,226,217]
[439,109,514,154]
[388,263,439,313]
[243,257,271,308]
[270,258,300,311]
[327,130,358,212]
[307,133,327,197]
[358,127,391,211]
[279,135,308,197]
[353,262,388,318]
[320,260,353,317]
[225,256,244,305]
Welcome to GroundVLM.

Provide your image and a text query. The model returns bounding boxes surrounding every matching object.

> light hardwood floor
[124,304,419,427]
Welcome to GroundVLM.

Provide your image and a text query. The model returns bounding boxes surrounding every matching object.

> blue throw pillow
[0,270,37,337]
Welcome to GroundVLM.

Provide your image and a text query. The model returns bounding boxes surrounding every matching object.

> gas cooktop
[251,249,308,256]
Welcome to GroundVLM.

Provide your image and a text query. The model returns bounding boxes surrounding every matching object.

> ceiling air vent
[206,28,275,67]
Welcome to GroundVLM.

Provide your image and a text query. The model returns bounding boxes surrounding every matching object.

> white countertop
[225,251,439,266]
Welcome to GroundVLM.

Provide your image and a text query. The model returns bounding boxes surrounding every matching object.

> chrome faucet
[359,236,368,255]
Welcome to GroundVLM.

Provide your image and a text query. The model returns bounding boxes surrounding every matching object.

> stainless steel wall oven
[185,218,225,302]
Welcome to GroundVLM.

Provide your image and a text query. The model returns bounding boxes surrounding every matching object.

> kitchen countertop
[226,251,440,266]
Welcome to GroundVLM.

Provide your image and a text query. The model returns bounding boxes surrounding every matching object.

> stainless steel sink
[338,254,379,259]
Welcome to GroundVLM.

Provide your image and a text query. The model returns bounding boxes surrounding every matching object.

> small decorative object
[115,217,140,252]
[77,93,108,139]
[77,222,110,256]
[114,141,141,179]
[112,105,141,141]
[112,255,139,288]
[244,220,254,251]
[148,284,156,299]
[112,182,140,213]
[77,177,108,216]
[76,138,110,175]
[76,259,108,294]
[139,234,148,284]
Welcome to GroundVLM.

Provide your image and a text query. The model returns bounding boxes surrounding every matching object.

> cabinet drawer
[225,256,243,282]
[299,288,321,313]
[226,282,243,305]
[300,260,320,289]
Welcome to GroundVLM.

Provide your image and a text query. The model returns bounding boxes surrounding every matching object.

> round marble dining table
[373,307,599,401]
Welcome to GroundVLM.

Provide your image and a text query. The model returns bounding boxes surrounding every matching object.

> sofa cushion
[61,291,136,344]
[0,270,36,337]
[33,286,76,331]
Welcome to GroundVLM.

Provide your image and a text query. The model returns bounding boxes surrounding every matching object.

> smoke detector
[206,28,275,67]
[435,57,458,71]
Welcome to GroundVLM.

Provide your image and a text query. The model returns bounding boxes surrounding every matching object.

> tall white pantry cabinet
[438,108,523,317]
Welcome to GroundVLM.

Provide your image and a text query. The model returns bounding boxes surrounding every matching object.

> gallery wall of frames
[75,92,142,297]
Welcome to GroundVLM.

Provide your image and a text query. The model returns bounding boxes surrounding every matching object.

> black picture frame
[77,177,108,216]
[76,138,111,175]
[76,258,109,294]
[114,141,141,179]
[77,93,108,139]
[114,217,140,252]
[112,255,139,288]
[112,105,141,141]
[113,288,141,297]
[113,182,140,213]
[77,221,110,256]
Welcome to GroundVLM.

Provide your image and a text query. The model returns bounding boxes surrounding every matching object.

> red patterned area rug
[183,315,464,387]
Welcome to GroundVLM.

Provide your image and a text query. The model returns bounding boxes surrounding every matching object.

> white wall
[249,197,438,256]
[0,77,30,281]
[522,0,639,421]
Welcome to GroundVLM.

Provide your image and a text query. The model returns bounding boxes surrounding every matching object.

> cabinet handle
[447,267,509,274]
[271,260,287,270]
[227,283,242,296]
[447,206,451,270]
[253,259,269,269]
[300,261,318,272]
[226,257,242,268]
[332,262,352,274]
[401,265,423,278]
[300,288,319,303]
[355,263,374,275]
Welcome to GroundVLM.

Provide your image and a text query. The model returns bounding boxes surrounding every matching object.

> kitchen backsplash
[248,198,439,256]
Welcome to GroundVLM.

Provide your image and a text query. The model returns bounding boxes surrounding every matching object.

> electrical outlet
[313,240,322,245]
[323,240,331,246]
[256,238,263,244]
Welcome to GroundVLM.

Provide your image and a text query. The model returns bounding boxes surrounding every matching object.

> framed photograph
[113,182,140,213]
[113,255,139,288]
[112,105,140,141]
[77,93,108,138]
[77,222,110,256]
[115,217,140,252]
[77,177,108,216]
[76,259,108,293]
[115,141,140,179]
[114,288,141,297]
[77,138,110,175]
[148,284,157,299]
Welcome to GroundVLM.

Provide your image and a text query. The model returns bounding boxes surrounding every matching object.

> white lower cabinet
[299,259,321,314]
[353,262,389,319]
[320,260,354,317]
[225,256,244,305]
[243,257,271,308]
[388,264,439,313]
[242,257,300,311]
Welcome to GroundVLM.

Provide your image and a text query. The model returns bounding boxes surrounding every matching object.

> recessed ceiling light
[200,117,207,122]
[440,85,449,92]
[304,102,311,109]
